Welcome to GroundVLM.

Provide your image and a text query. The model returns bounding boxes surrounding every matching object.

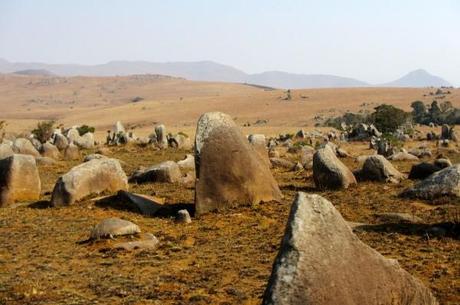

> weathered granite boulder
[262,193,438,305]
[0,154,41,207]
[401,164,460,200]
[360,155,404,183]
[40,142,60,160]
[194,112,282,215]
[0,143,14,160]
[313,146,357,189]
[129,161,182,183]
[51,158,128,206]
[53,133,69,151]
[12,138,40,157]
[64,143,80,160]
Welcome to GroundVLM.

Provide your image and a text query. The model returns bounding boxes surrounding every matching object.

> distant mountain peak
[383,69,452,87]
[0,58,453,88]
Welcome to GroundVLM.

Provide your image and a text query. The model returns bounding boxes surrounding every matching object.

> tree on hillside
[370,104,410,133]
[411,101,427,123]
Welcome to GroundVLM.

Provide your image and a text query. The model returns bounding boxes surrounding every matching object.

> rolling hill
[0,58,453,89]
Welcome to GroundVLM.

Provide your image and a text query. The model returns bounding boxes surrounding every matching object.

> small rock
[90,218,140,239]
[176,209,192,223]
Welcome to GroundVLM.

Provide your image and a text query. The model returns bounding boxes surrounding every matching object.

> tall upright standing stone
[194,112,282,215]
[155,124,168,147]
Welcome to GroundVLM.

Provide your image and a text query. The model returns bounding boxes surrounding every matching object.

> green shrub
[32,120,55,143]
[369,104,410,133]
[77,125,95,136]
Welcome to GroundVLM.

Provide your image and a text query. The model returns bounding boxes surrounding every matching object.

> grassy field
[0,74,459,304]
[1,74,459,139]
[0,140,458,305]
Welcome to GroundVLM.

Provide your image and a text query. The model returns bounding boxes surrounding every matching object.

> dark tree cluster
[411,100,460,125]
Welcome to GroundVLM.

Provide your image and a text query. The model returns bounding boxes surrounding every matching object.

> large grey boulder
[313,146,357,189]
[53,133,69,151]
[0,154,41,207]
[360,155,404,183]
[40,142,60,160]
[64,143,80,160]
[74,132,95,149]
[51,158,128,206]
[12,138,40,157]
[194,112,282,215]
[129,161,182,183]
[66,128,80,143]
[401,164,460,200]
[0,143,14,160]
[262,193,438,305]
[30,138,42,152]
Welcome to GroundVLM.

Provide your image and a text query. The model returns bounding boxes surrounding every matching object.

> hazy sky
[1,0,459,85]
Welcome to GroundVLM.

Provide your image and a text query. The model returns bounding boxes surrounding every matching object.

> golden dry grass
[0,141,458,305]
[1,74,459,139]
[0,75,459,304]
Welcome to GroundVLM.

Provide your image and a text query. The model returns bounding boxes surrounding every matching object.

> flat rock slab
[262,192,437,305]
[97,190,165,216]
[90,218,140,240]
